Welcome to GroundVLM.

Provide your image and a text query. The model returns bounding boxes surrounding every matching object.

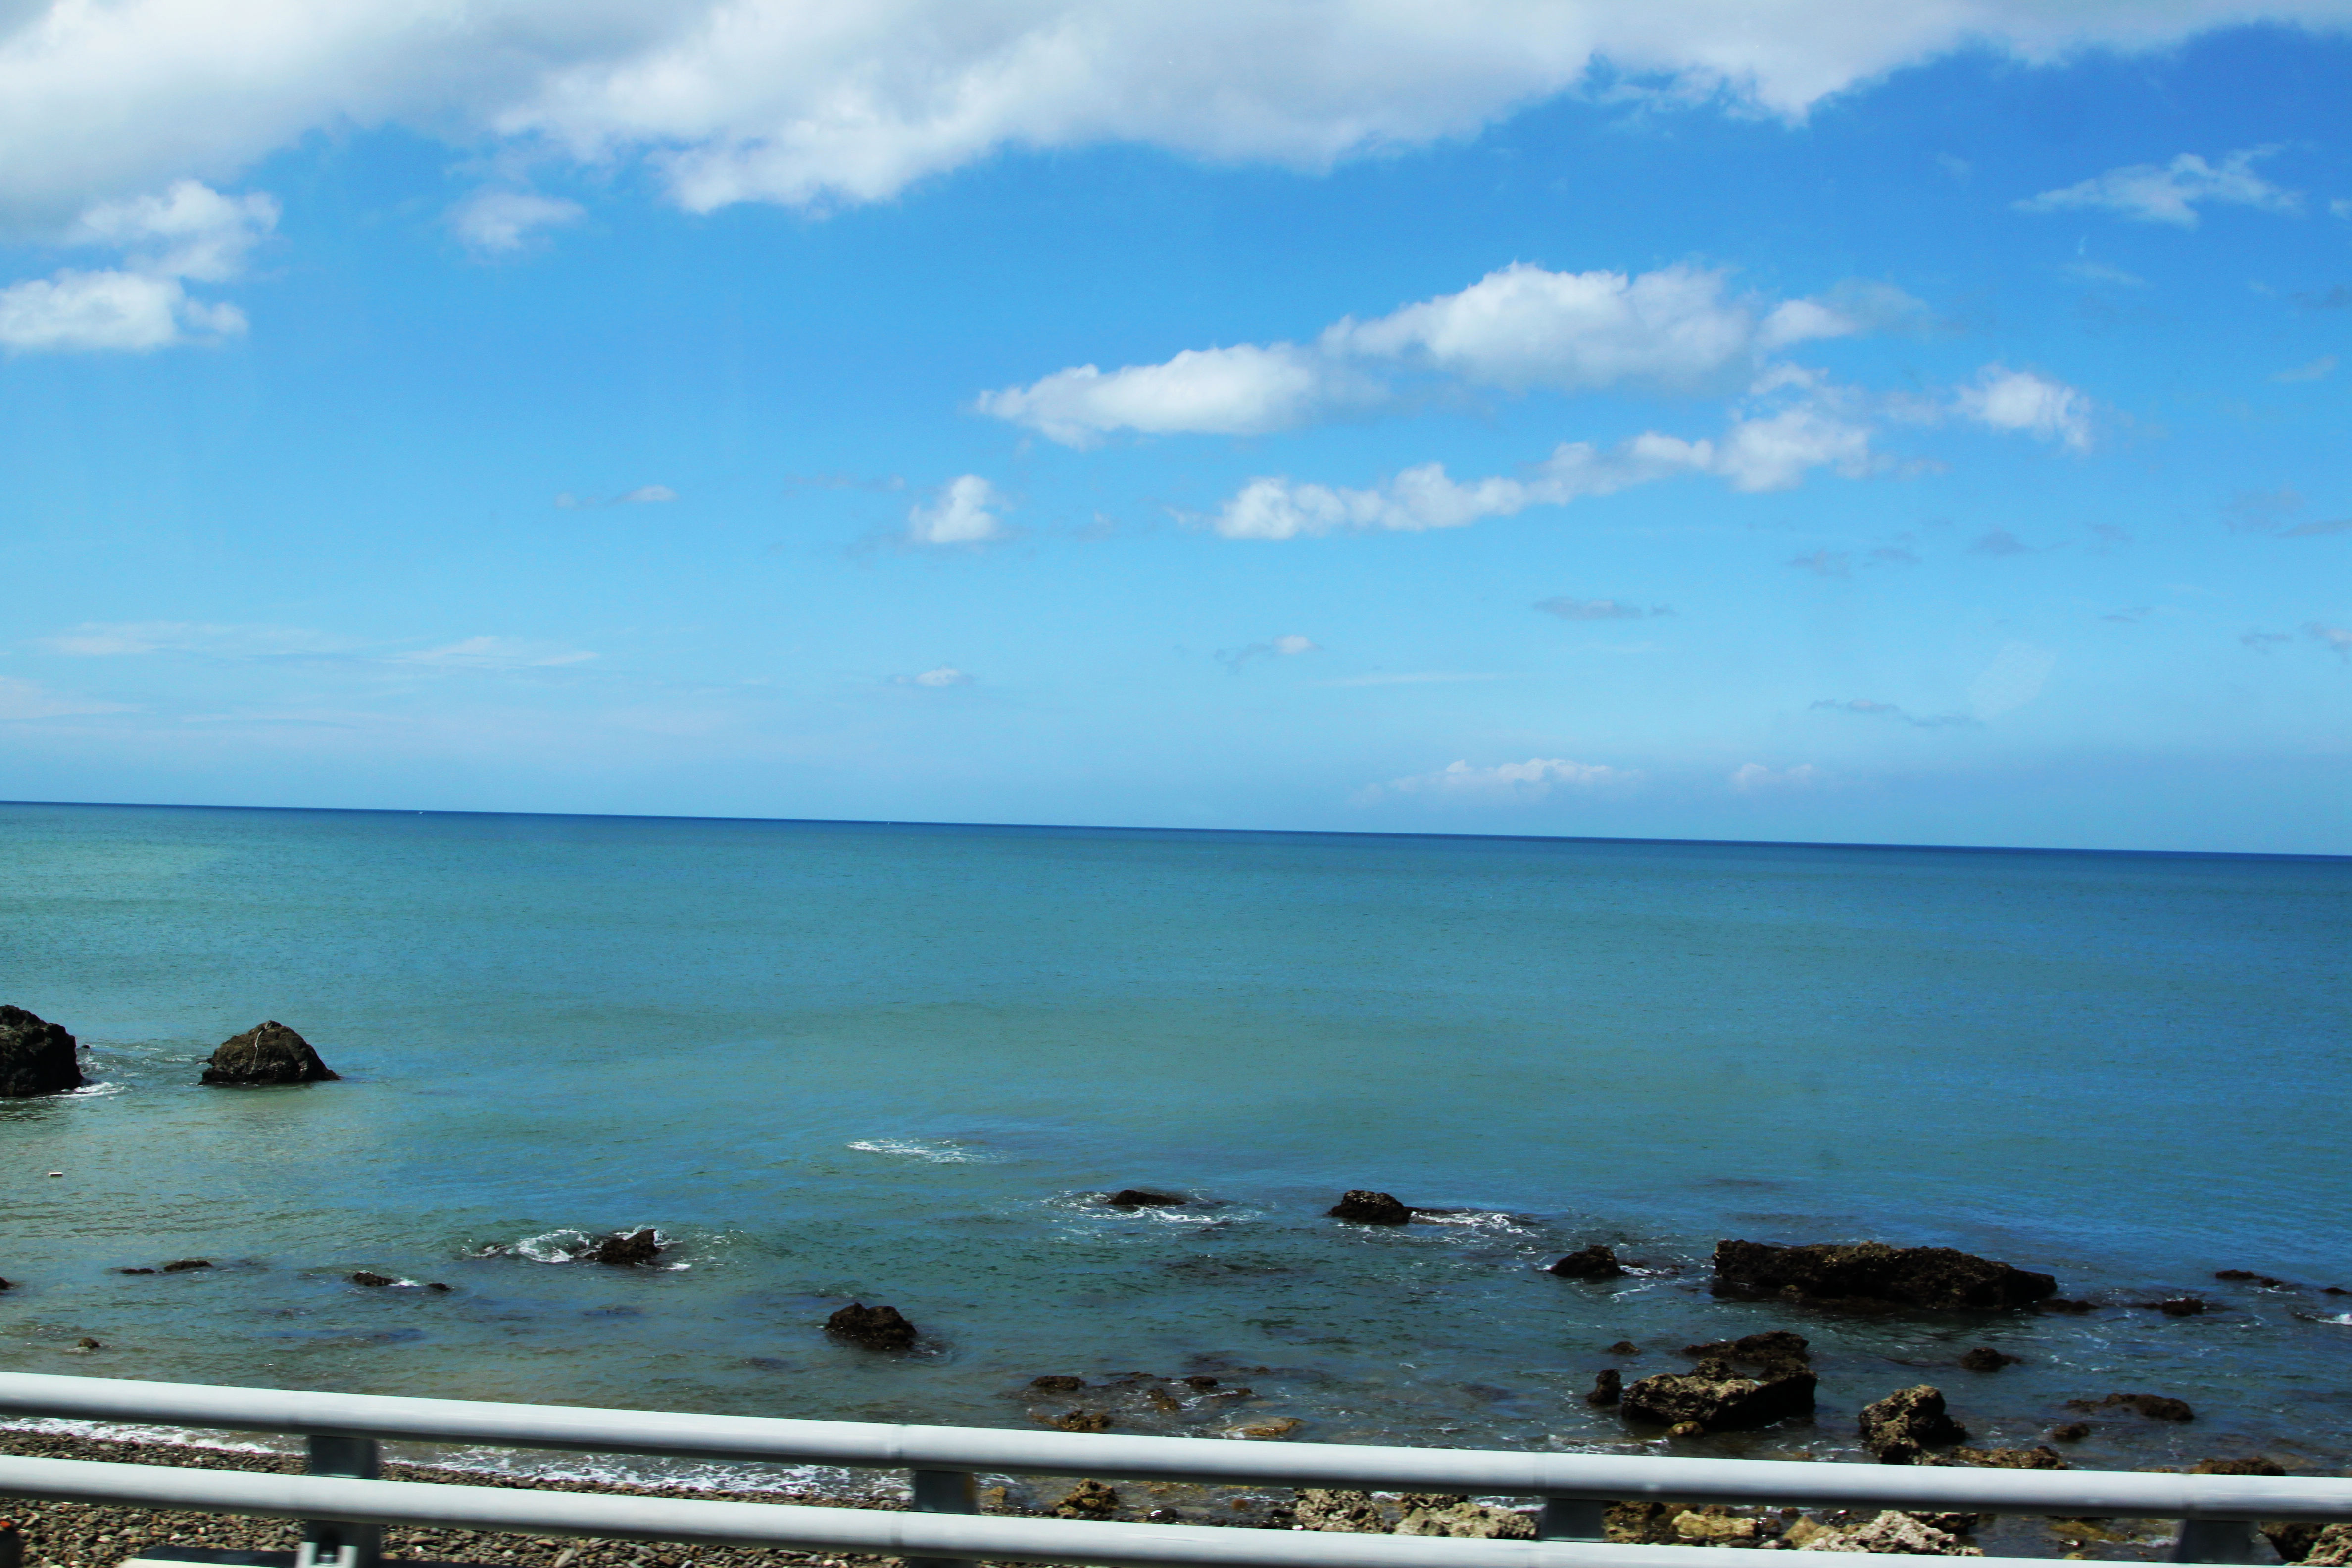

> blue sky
[0,4,2347,853]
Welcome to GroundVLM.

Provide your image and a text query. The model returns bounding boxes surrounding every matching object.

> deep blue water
[0,802,2346,1477]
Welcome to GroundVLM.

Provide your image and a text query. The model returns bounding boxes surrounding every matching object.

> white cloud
[0,675,130,720]
[1953,365,2092,450]
[1967,641,2057,719]
[1218,633,1323,671]
[0,3,2342,226]
[0,179,273,353]
[907,474,1007,545]
[1362,756,1638,803]
[449,187,586,255]
[2307,623,2352,657]
[980,263,1907,443]
[896,666,973,686]
[2272,355,2336,383]
[2016,147,2302,226]
[390,636,597,670]
[1535,597,1668,620]
[616,484,678,502]
[1730,762,1822,792]
[39,620,336,657]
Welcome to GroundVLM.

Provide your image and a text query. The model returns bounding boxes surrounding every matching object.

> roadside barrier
[0,1372,2341,1568]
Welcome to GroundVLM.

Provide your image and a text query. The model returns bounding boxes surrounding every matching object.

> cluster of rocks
[1017,1370,1263,1436]
[0,1005,342,1096]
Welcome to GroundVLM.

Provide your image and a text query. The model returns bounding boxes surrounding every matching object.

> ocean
[1,801,2346,1484]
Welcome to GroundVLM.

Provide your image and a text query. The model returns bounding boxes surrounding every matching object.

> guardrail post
[1539,1496,1609,1541]
[298,1436,382,1568]
[2170,1517,2262,1563]
[905,1467,977,1568]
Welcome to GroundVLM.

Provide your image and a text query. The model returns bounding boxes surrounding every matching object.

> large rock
[1548,1245,1626,1279]
[1622,1360,1816,1433]
[1711,1240,2056,1311]
[1327,1190,1413,1225]
[825,1300,917,1350]
[1859,1385,1968,1463]
[1793,1510,1984,1555]
[200,1021,339,1085]
[0,1006,84,1098]
[1396,1498,1536,1539]
[583,1229,662,1266]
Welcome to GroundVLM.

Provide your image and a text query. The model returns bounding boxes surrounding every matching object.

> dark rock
[1548,1245,1626,1279]
[160,1259,212,1272]
[1104,1190,1184,1208]
[825,1301,917,1350]
[0,1006,85,1098]
[1030,1374,1086,1392]
[73,1337,101,1350]
[2214,1270,2290,1287]
[583,1230,663,1267]
[350,1271,396,1287]
[1043,1408,1111,1432]
[1711,1239,2056,1311]
[115,1267,156,1275]
[1681,1329,1811,1374]
[2066,1392,2195,1421]
[1959,1346,2020,1372]
[1587,1369,1622,1406]
[1327,1190,1412,1225]
[2048,1422,2090,1442]
[1182,1375,1219,1389]
[200,1021,338,1086]
[1608,1340,1640,1354]
[2191,1458,2284,1476]
[2038,1298,2097,1314]
[2326,1286,2350,1296]
[1859,1385,1968,1463]
[1052,1479,1120,1519]
[2265,1524,2326,1563]
[426,1282,452,1292]
[2143,1296,2208,1316]
[1622,1365,1816,1433]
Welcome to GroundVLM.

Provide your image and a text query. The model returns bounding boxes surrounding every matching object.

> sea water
[0,801,2346,1479]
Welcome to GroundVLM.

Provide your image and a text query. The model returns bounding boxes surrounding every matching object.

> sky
[0,1,2348,854]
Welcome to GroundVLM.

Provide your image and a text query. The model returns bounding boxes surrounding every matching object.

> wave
[476,1228,685,1267]
[62,1081,129,1098]
[847,1138,991,1163]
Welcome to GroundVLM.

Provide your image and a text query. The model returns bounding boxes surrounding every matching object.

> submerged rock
[1859,1385,1968,1463]
[1327,1190,1413,1225]
[2214,1269,2292,1287]
[1030,1374,1086,1392]
[1712,1239,2056,1311]
[349,1271,396,1287]
[1958,1346,2019,1372]
[1548,1245,1627,1279]
[825,1300,917,1350]
[1682,1329,1812,1374]
[200,1021,338,1086]
[0,1006,84,1098]
[583,1230,663,1267]
[2048,1422,2090,1442]
[1623,1362,1816,1433]
[160,1259,212,1272]
[1104,1189,1185,1208]
[2067,1392,2195,1421]
[2144,1296,2209,1316]
[1042,1408,1112,1432]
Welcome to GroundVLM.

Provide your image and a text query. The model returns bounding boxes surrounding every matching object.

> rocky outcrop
[1859,1385,1968,1463]
[161,1259,212,1272]
[2141,1296,2208,1316]
[2278,1524,2352,1567]
[1711,1240,2056,1311]
[1104,1190,1184,1208]
[1548,1245,1626,1279]
[825,1301,917,1349]
[1051,1480,1120,1519]
[0,1006,84,1098]
[1042,1408,1112,1432]
[2048,1421,2089,1442]
[1395,1497,1535,1539]
[1294,1490,1385,1532]
[2214,1269,2291,1287]
[1030,1375,1086,1392]
[1623,1359,1816,1433]
[1587,1369,1622,1406]
[1791,1511,1983,1555]
[200,1022,338,1085]
[1327,1191,1412,1225]
[1958,1347,2019,1372]
[583,1230,662,1266]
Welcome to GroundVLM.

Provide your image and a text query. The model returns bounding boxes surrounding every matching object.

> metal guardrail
[0,1373,2341,1568]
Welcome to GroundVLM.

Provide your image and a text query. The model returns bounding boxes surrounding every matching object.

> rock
[2038,1298,2097,1314]
[2048,1422,2090,1442]
[1548,1245,1627,1279]
[1797,1510,1985,1554]
[350,1271,396,1287]
[1398,1500,1535,1539]
[1043,1408,1111,1432]
[116,1267,156,1275]
[1666,1420,1705,1437]
[1683,1329,1812,1374]
[1859,1385,1968,1463]
[2067,1392,2194,1421]
[1181,1375,1219,1389]
[1294,1490,1384,1532]
[2146,1296,2208,1316]
[2191,1458,2283,1476]
[1587,1369,1623,1406]
[1608,1340,1640,1354]
[1711,1239,2056,1311]
[1104,1190,1184,1208]
[1623,1364,1816,1433]
[583,1230,663,1267]
[200,1021,338,1086]
[1030,1374,1086,1392]
[1230,1416,1303,1439]
[2303,1524,2352,1567]
[1940,1446,2065,1470]
[426,1282,452,1292]
[824,1301,917,1350]
[2266,1523,2328,1563]
[1958,1347,2019,1372]
[160,1259,212,1272]
[1606,1502,1685,1544]
[1327,1190,1412,1225]
[2214,1270,2290,1287]
[1051,1480,1119,1519]
[1672,1507,1772,1544]
[0,1006,85,1098]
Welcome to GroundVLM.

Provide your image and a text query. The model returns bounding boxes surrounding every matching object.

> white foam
[62,1081,129,1098]
[847,1138,990,1163]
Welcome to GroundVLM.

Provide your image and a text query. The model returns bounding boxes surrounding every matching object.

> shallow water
[0,802,2346,1475]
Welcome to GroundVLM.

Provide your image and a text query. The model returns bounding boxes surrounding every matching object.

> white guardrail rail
[0,1372,2343,1568]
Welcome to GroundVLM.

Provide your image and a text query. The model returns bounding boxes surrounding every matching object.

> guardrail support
[906,1467,978,1568]
[1538,1497,1608,1541]
[2170,1517,2262,1563]
[298,1436,382,1568]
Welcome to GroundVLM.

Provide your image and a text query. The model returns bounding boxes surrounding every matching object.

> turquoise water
[0,801,2347,1475]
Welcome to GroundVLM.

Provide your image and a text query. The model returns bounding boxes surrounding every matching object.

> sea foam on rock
[200,1021,339,1085]
[1711,1239,2056,1311]
[0,1006,85,1098]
